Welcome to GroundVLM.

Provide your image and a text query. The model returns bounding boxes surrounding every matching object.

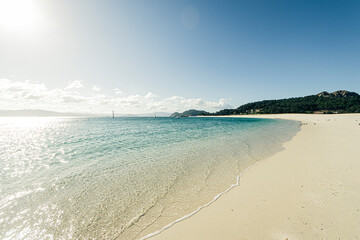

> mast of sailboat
[154,106,157,118]
[112,110,114,119]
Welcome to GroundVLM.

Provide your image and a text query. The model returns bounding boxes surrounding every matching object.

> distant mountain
[206,90,360,115]
[170,109,210,117]
[0,109,94,117]
[0,109,172,117]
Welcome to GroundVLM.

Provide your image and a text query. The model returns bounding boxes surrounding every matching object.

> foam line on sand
[150,114,360,240]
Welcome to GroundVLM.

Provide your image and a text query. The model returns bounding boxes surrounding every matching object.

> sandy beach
[151,114,360,240]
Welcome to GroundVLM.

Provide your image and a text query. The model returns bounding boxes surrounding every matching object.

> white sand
[150,114,360,240]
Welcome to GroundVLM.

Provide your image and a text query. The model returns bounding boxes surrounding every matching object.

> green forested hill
[206,90,360,115]
[170,109,210,117]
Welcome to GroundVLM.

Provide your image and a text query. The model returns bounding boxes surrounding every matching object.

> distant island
[171,90,360,117]
[170,109,210,117]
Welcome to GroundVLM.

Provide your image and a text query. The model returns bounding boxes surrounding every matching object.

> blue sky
[0,0,359,114]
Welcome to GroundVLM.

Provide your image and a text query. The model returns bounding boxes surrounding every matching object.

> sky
[0,0,359,114]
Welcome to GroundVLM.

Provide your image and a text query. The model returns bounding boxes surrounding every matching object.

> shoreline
[140,171,245,240]
[140,117,300,240]
[138,117,299,240]
[150,114,360,240]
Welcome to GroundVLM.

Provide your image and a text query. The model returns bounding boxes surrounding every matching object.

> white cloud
[0,79,48,100]
[113,88,123,95]
[144,92,156,99]
[158,96,231,112]
[64,80,83,90]
[92,85,100,91]
[0,78,232,114]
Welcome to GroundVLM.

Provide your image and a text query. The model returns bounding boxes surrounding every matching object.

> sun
[0,0,41,33]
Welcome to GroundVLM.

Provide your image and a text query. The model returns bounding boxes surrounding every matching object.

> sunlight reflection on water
[0,117,299,239]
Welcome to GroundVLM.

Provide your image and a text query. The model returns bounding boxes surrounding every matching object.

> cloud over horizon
[64,80,84,90]
[0,78,232,114]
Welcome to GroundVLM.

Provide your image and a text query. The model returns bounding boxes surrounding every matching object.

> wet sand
[151,114,360,240]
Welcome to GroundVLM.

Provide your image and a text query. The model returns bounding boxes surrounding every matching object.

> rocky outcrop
[317,90,359,98]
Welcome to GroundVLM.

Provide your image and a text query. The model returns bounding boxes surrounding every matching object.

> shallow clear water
[0,117,299,239]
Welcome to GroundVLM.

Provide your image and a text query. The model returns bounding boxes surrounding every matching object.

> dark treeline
[202,91,360,115]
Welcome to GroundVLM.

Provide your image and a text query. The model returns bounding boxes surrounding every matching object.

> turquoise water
[0,117,299,239]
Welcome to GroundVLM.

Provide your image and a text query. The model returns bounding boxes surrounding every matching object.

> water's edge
[140,119,301,240]
[0,117,301,239]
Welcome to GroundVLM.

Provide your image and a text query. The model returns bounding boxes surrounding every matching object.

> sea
[0,116,300,239]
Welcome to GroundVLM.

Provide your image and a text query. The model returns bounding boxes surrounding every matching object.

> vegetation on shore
[171,90,360,117]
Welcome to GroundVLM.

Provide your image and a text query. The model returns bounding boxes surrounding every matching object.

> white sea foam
[140,162,257,240]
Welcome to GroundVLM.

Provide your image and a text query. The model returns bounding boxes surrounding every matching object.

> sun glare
[0,0,41,33]
[0,117,57,130]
